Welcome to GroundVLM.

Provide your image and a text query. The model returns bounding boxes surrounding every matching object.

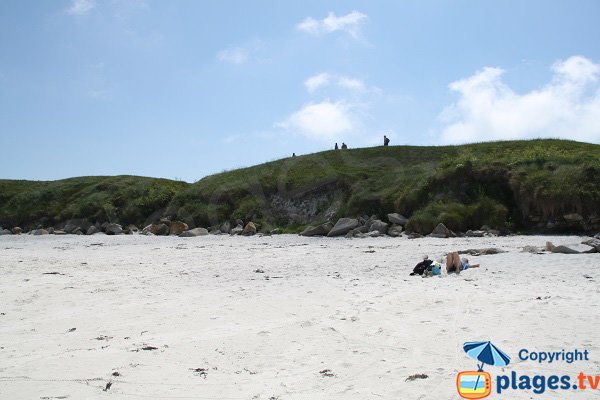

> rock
[230,224,244,235]
[242,222,257,236]
[582,238,600,252]
[11,227,22,235]
[86,226,100,235]
[47,227,54,234]
[521,245,545,254]
[300,224,330,237]
[235,219,243,227]
[545,241,580,254]
[169,221,189,236]
[0,228,11,235]
[159,218,172,227]
[100,222,109,232]
[327,218,359,237]
[407,232,424,239]
[368,220,388,234]
[595,233,600,239]
[387,213,408,226]
[345,228,366,238]
[365,231,382,237]
[458,248,506,256]
[64,221,81,234]
[105,223,123,235]
[209,227,222,234]
[270,228,282,235]
[124,224,139,234]
[466,230,485,237]
[429,223,455,238]
[31,229,49,235]
[53,230,66,235]
[220,222,231,234]
[179,227,209,237]
[147,223,169,236]
[388,224,403,237]
[75,229,84,235]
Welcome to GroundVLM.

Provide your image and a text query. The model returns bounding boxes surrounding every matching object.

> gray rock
[521,245,544,254]
[64,219,91,234]
[148,223,169,236]
[327,218,359,237]
[11,227,23,235]
[179,227,209,237]
[31,229,49,236]
[407,232,424,239]
[0,228,12,235]
[368,220,388,234]
[86,226,100,235]
[48,227,54,234]
[124,225,139,234]
[388,224,403,237]
[545,241,580,254]
[429,223,455,238]
[365,230,382,237]
[270,228,282,235]
[220,221,231,234]
[459,248,506,256]
[169,221,189,236]
[595,233,600,239]
[105,223,123,235]
[242,222,257,236]
[159,218,172,227]
[53,230,66,235]
[345,228,366,238]
[230,224,244,235]
[74,229,84,235]
[300,223,332,237]
[387,213,408,226]
[466,230,485,237]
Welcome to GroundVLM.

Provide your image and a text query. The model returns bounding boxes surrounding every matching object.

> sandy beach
[1,234,599,399]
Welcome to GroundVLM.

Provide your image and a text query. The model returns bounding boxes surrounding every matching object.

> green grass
[1,139,599,233]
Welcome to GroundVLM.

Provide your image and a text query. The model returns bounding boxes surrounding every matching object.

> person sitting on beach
[446,252,480,274]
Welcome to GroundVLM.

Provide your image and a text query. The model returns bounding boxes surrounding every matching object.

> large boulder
[387,213,408,226]
[220,222,231,234]
[368,220,388,234]
[327,218,359,237]
[388,224,403,237]
[179,227,209,237]
[0,228,12,235]
[545,241,580,254]
[429,223,455,238]
[86,225,100,235]
[300,223,333,237]
[169,221,189,236]
[466,230,485,237]
[230,224,244,235]
[31,229,49,236]
[105,223,123,235]
[147,223,169,236]
[123,224,139,234]
[11,227,23,235]
[242,222,257,236]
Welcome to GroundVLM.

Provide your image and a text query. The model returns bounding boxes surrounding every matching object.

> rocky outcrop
[242,222,257,236]
[179,227,209,237]
[0,228,11,235]
[11,227,22,235]
[388,224,403,237]
[368,220,388,234]
[145,223,169,236]
[230,224,244,235]
[105,223,123,235]
[220,222,231,234]
[169,221,189,236]
[429,223,455,238]
[327,218,359,237]
[387,213,408,226]
[86,226,100,235]
[300,223,333,237]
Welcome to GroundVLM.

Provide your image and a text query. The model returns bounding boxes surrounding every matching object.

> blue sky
[1,1,600,182]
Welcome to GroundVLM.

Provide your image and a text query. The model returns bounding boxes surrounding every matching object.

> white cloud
[297,11,368,39]
[217,47,249,64]
[438,56,600,143]
[67,0,95,15]
[304,72,370,93]
[276,100,355,141]
[304,73,332,92]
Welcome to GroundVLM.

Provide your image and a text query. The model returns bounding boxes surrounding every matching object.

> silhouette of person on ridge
[384,135,390,146]
[341,143,348,149]
[335,143,339,150]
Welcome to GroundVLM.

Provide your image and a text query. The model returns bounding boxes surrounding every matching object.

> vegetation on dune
[1,139,599,234]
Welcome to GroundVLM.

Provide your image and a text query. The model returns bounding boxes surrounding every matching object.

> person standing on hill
[335,143,339,150]
[341,143,348,149]
[384,135,390,146]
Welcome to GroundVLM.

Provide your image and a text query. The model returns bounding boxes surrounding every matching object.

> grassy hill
[1,139,600,234]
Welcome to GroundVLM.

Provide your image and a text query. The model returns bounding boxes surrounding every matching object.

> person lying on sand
[446,251,480,274]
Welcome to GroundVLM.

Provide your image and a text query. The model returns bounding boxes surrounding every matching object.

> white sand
[0,234,599,399]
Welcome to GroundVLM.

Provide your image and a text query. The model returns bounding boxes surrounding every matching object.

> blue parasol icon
[463,341,511,371]
[463,341,511,394]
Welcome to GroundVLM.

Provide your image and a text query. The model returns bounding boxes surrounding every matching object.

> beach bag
[431,263,441,276]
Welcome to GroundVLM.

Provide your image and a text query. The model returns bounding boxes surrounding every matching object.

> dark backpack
[410,259,433,276]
